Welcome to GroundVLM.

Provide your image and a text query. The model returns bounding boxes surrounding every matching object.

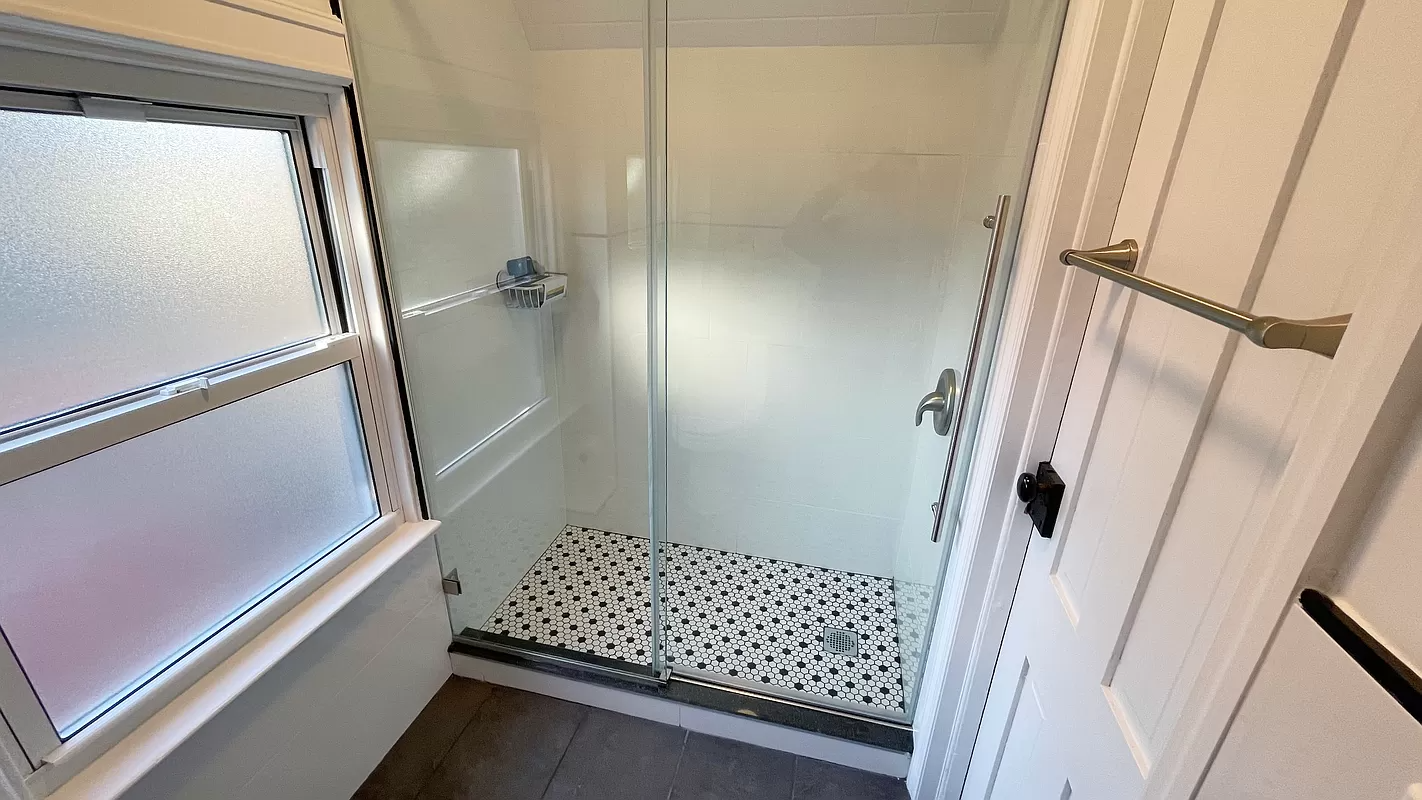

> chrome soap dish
[497,256,567,309]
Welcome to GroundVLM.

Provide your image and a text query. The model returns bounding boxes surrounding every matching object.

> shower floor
[482,525,907,712]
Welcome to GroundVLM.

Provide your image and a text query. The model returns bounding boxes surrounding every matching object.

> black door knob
[1016,471,1038,503]
[1016,461,1066,539]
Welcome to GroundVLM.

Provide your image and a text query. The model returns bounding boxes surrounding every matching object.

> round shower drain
[822,626,860,657]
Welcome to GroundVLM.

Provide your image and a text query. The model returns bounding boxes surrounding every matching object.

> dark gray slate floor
[352,677,909,800]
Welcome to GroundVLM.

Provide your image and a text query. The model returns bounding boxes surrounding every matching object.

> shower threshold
[448,635,914,753]
[472,525,909,718]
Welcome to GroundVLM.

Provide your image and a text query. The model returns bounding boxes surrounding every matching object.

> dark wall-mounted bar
[1298,588,1422,725]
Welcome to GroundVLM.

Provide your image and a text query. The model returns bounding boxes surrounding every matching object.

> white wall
[117,541,451,800]
[511,0,1005,50]
[1329,400,1422,667]
[1197,605,1422,799]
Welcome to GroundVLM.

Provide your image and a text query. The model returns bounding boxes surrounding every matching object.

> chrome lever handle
[914,368,959,437]
[915,392,946,428]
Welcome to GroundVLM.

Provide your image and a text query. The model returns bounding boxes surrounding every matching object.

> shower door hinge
[1016,461,1066,539]
[442,569,462,595]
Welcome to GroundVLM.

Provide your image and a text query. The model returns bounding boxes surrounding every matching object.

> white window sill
[26,519,440,800]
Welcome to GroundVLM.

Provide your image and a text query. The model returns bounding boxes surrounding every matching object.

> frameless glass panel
[344,0,656,674]
[657,0,1070,716]
[0,366,376,736]
[0,109,327,431]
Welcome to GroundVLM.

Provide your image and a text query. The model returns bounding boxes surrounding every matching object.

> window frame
[0,83,414,791]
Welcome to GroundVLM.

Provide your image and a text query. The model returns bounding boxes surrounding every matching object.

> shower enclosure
[342,0,1066,722]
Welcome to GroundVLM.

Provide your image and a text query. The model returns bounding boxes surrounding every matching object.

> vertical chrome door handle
[929,194,1012,544]
[915,369,959,436]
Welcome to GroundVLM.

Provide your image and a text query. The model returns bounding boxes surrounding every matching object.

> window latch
[159,377,211,397]
[77,95,150,121]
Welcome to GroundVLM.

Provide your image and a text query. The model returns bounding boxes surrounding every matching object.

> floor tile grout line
[411,686,496,800]
[537,703,591,799]
[663,728,690,800]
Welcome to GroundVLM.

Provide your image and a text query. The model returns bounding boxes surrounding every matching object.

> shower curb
[449,644,913,777]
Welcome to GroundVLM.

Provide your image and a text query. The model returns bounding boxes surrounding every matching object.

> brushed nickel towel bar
[1059,239,1351,358]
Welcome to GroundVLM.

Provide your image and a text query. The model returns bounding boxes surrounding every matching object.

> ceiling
[512,0,1004,49]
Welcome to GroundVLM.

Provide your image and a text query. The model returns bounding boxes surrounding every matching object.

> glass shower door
[653,0,1070,718]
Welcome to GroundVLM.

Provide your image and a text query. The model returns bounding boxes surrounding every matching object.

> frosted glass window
[0,109,328,430]
[0,367,376,736]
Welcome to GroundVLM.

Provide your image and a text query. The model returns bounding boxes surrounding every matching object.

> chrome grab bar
[927,194,1012,544]
[1060,240,1351,358]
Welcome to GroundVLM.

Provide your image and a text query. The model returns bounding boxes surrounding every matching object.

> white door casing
[963,0,1422,796]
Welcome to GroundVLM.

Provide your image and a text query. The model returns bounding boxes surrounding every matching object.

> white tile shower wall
[433,401,569,630]
[556,235,619,519]
[656,46,1002,577]
[535,47,653,538]
[526,44,1025,578]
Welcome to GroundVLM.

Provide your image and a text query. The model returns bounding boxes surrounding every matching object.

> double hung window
[0,87,396,769]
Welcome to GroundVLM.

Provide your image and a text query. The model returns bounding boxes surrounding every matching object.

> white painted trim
[905,0,1170,796]
[451,653,912,779]
[203,0,344,35]
[26,521,439,800]
[0,335,361,489]
[0,722,24,800]
[318,94,426,520]
[0,10,348,98]
[0,2,349,82]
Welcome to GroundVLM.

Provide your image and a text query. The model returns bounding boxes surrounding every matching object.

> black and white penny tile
[483,526,907,712]
[483,525,654,664]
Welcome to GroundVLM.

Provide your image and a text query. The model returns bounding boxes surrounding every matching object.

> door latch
[1016,461,1065,538]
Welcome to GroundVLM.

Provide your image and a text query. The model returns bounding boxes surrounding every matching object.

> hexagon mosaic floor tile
[483,525,907,712]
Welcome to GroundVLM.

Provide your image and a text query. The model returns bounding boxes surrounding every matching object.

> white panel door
[964,0,1422,796]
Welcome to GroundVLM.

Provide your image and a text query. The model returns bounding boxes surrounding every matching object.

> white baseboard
[450,652,911,778]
